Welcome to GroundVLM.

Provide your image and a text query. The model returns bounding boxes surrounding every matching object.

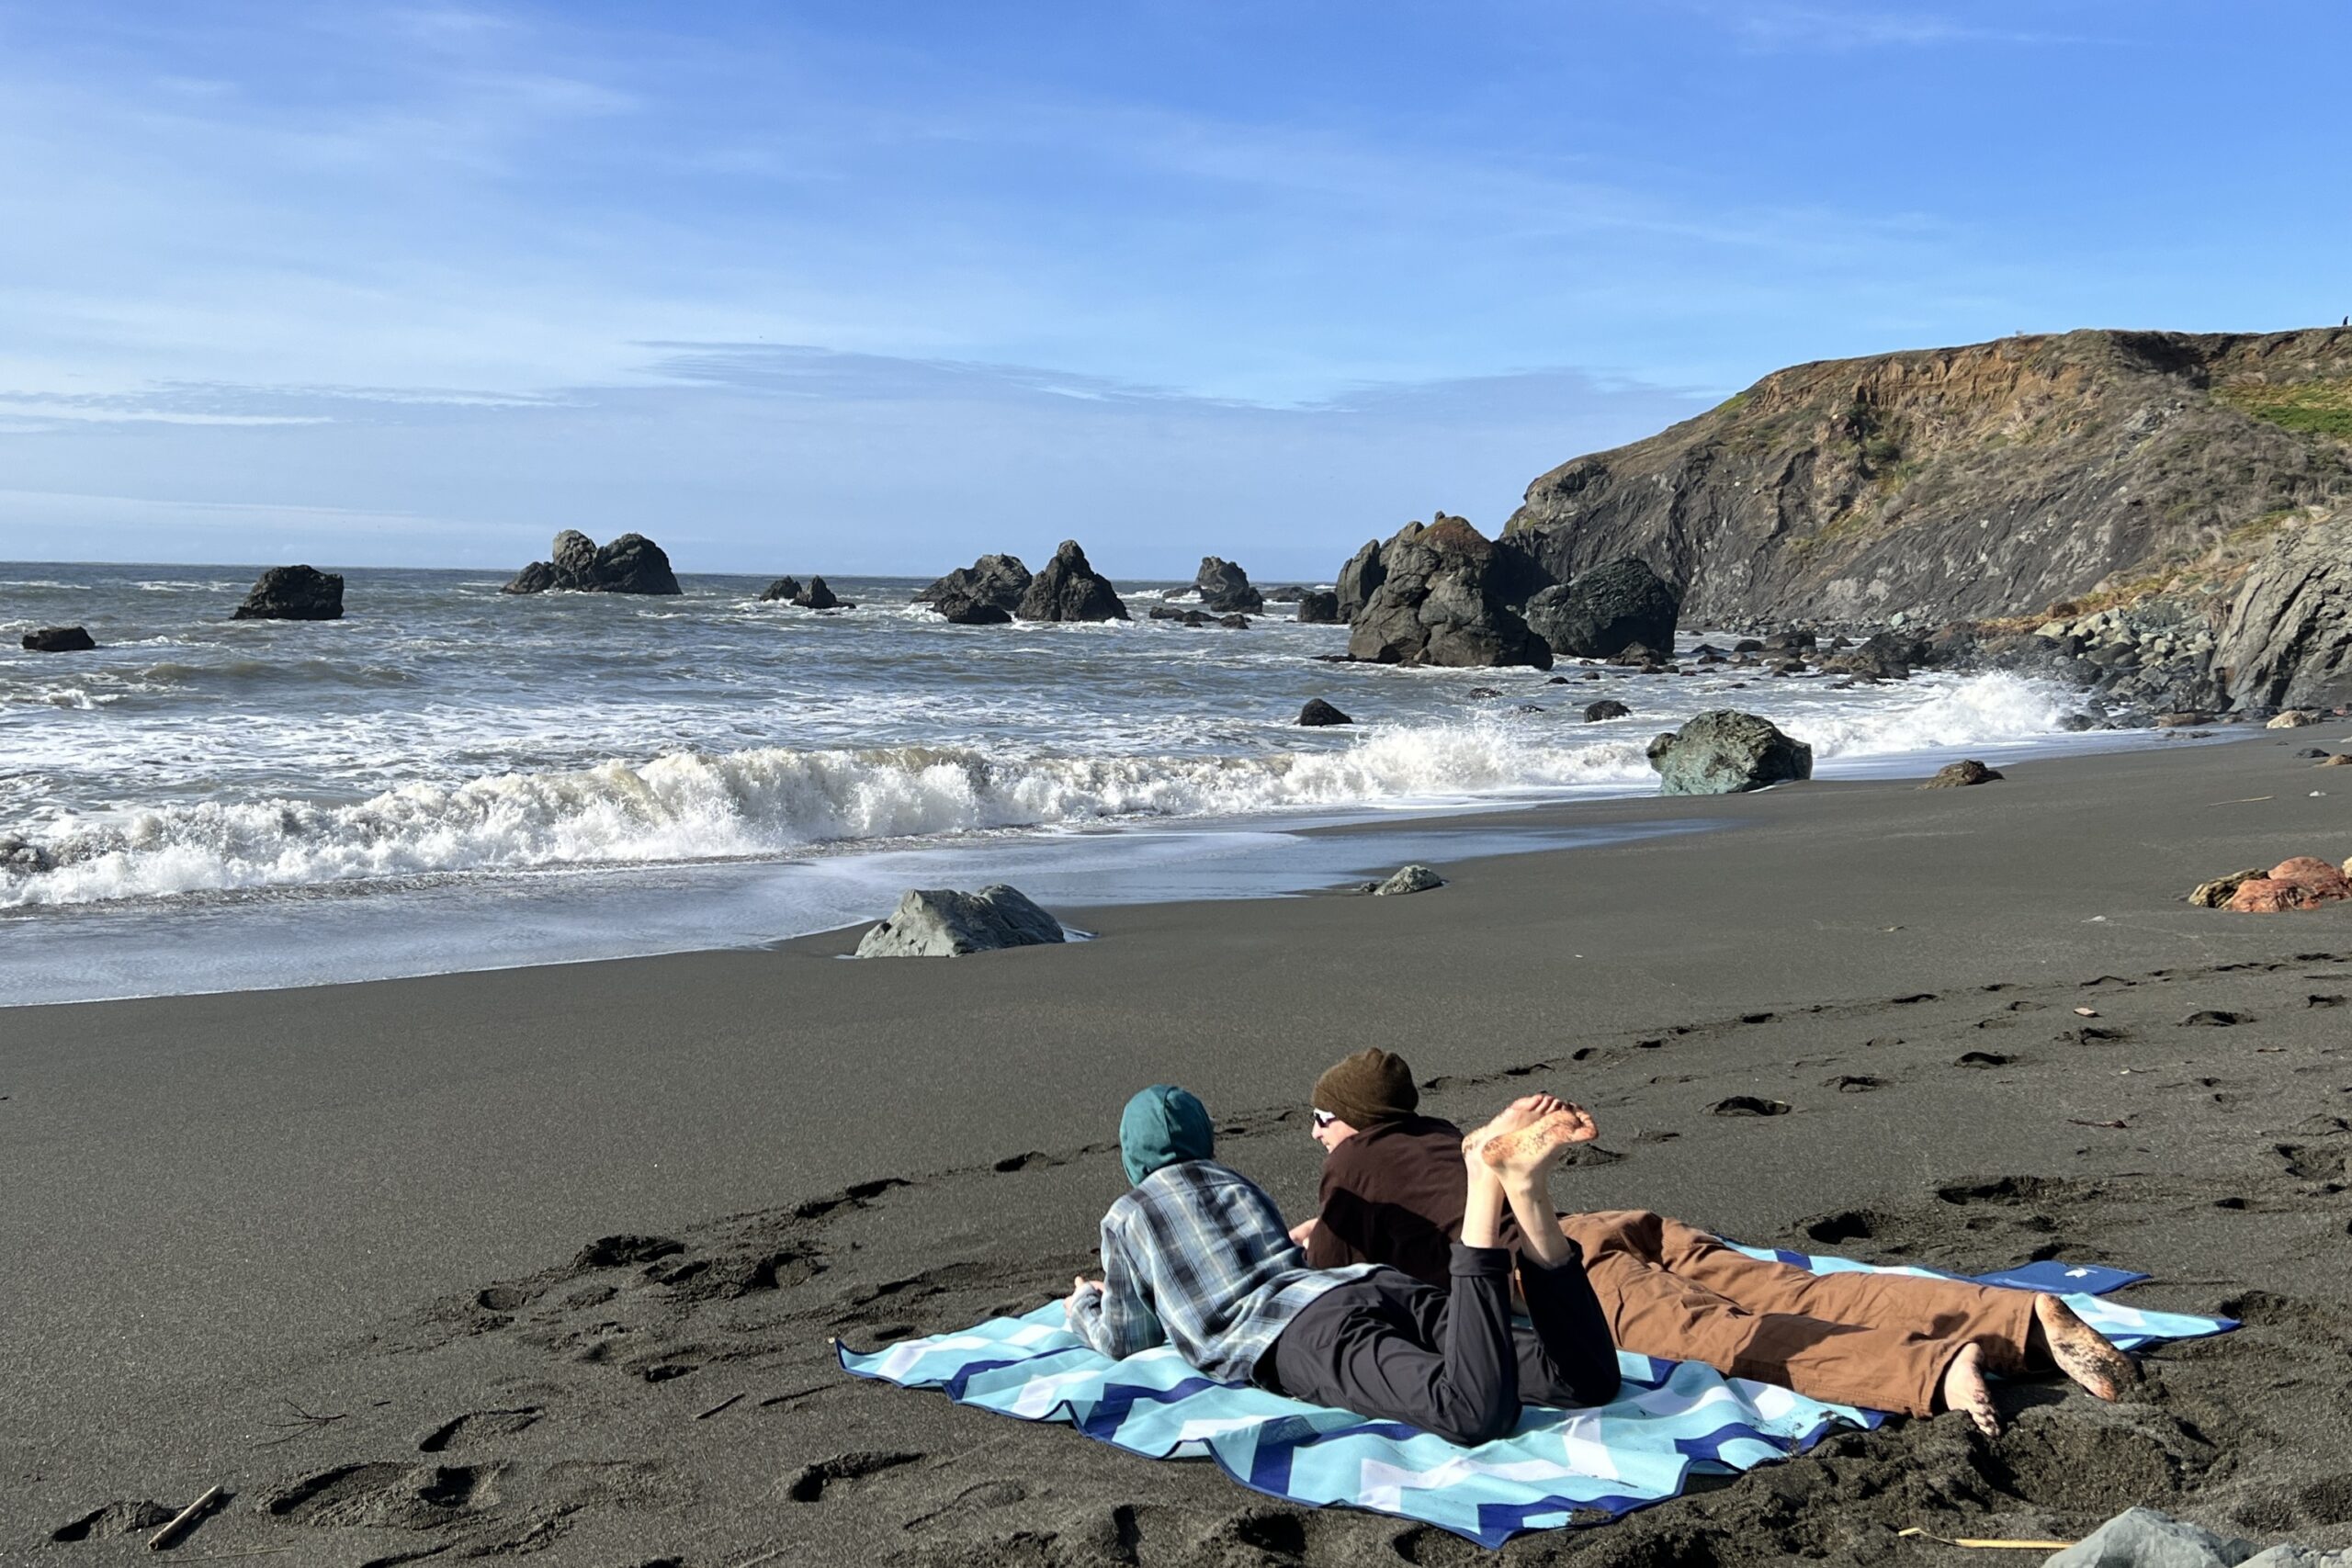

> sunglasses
[1311,1110,1338,1131]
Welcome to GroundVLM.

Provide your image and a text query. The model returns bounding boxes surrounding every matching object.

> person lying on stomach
[1064,1083,1618,1446]
[1293,1048,2138,1437]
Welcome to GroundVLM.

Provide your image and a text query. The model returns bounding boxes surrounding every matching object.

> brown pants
[1558,1210,2041,1416]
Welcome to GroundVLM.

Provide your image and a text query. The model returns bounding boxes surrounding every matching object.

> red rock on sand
[2226,858,2352,913]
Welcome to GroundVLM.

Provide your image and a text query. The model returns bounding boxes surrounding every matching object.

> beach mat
[836,1254,2234,1547]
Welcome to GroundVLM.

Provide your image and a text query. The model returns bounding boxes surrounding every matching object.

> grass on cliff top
[2213,377,2352,439]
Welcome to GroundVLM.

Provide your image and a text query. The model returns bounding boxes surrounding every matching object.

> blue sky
[1,2,2345,578]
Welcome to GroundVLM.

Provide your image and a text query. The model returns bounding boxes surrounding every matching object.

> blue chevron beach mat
[837,1252,2233,1548]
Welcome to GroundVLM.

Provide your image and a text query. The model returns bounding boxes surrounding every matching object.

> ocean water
[1,562,2153,1003]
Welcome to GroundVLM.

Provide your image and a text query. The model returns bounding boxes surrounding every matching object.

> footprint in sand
[1826,1075,1885,1093]
[1709,1095,1791,1117]
[2181,1010,2253,1027]
[783,1450,922,1503]
[420,1407,542,1454]
[261,1462,498,1529]
[1955,1051,2014,1068]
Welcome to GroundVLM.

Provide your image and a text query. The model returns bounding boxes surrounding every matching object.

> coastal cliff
[1504,328,2352,629]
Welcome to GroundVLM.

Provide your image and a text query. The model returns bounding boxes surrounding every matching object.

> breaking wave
[1,674,2074,908]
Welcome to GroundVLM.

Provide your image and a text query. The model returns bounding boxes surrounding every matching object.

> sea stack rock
[21,626,96,652]
[1647,710,1814,795]
[1192,557,1264,614]
[232,565,345,621]
[1015,541,1128,622]
[757,576,804,604]
[1346,516,1553,670]
[1521,558,1681,659]
[854,886,1067,958]
[1295,590,1341,624]
[915,554,1032,615]
[1335,538,1386,620]
[503,530,681,595]
[793,576,845,610]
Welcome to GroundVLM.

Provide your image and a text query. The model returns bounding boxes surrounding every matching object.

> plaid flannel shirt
[1066,1157,1376,1384]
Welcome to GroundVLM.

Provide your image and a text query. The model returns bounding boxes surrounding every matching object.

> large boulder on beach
[1372,864,1445,897]
[1347,516,1552,670]
[1336,538,1386,620]
[21,626,96,652]
[2224,856,2352,913]
[232,565,345,621]
[1192,557,1263,614]
[2215,508,2352,712]
[1016,541,1128,622]
[915,554,1031,615]
[1521,558,1680,659]
[503,531,681,595]
[853,886,1067,958]
[1921,759,2002,788]
[1647,710,1814,795]
[1295,590,1341,624]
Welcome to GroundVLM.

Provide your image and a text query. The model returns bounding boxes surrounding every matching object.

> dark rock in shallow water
[1346,515,1552,670]
[1821,630,1927,680]
[503,531,681,595]
[1649,710,1814,795]
[1295,590,1341,624]
[232,565,345,621]
[854,885,1066,958]
[1217,613,1251,629]
[1192,557,1264,614]
[1298,698,1352,727]
[1016,540,1128,622]
[758,576,804,604]
[1521,557,1681,659]
[1336,538,1386,620]
[0,836,55,874]
[794,576,844,610]
[1265,585,1308,603]
[21,626,96,652]
[1583,698,1632,722]
[915,554,1031,615]
[934,592,1011,625]
[1921,759,2003,788]
[1465,686,1503,699]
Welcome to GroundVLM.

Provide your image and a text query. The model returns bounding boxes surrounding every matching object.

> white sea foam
[0,674,2084,908]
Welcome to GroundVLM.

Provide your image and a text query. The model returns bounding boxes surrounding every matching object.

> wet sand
[6,730,2351,1563]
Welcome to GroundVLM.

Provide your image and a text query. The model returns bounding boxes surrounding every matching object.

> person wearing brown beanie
[1292,1050,2140,1434]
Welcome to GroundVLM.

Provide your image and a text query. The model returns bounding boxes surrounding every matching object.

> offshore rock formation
[1521,558,1681,659]
[1015,541,1128,623]
[1345,516,1552,670]
[1189,557,1263,614]
[22,626,96,652]
[1505,328,2352,627]
[914,554,1032,615]
[503,531,681,596]
[232,565,345,621]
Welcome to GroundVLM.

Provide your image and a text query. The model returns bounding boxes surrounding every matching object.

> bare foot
[1478,1109,1593,1176]
[2033,1294,2140,1402]
[1941,1343,2000,1437]
[1461,1094,1565,1161]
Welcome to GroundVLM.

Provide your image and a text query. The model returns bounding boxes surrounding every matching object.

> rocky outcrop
[1921,759,2002,788]
[22,626,96,652]
[1336,539,1385,620]
[1191,557,1263,614]
[1266,585,1307,603]
[935,594,1012,625]
[1297,698,1352,727]
[1521,557,1680,658]
[1819,630,1928,681]
[2214,507,2352,711]
[232,565,345,621]
[1505,328,2352,627]
[795,576,844,610]
[1016,541,1128,622]
[503,531,681,595]
[1346,517,1552,670]
[1295,590,1341,624]
[915,554,1031,615]
[853,886,1067,957]
[1647,710,1814,795]
[757,576,804,604]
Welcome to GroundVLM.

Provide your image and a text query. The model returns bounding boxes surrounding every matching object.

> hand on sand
[2034,1294,2140,1402]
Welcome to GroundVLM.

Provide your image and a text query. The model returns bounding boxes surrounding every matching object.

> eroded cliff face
[1504,328,2352,626]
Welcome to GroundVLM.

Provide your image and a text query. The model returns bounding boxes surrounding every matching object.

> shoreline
[7,731,2351,1562]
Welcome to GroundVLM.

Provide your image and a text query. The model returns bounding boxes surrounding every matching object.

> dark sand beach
[6,733,2351,1564]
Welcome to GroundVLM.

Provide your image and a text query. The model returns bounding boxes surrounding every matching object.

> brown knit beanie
[1312,1049,1419,1130]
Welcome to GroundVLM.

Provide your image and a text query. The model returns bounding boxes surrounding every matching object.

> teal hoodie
[1118,1085,1214,1184]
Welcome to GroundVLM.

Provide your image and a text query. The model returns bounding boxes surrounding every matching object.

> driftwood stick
[695,1392,744,1420]
[148,1483,227,1551]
